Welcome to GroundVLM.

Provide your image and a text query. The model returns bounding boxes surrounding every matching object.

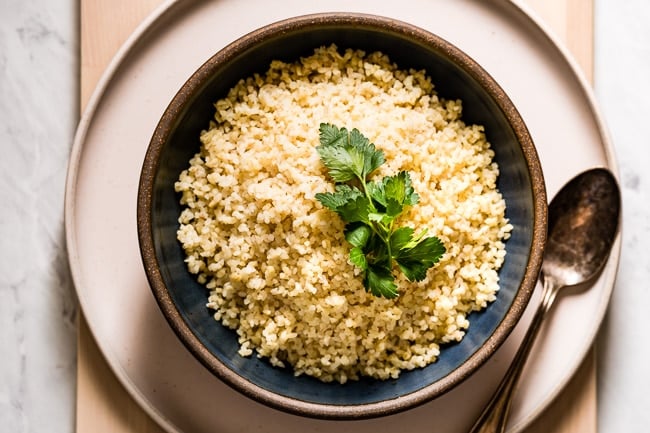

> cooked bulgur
[174,45,512,384]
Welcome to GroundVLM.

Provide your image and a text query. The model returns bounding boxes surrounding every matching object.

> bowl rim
[137,11,547,420]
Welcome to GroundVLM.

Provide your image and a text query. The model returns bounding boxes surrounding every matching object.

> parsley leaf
[315,185,370,224]
[315,143,361,182]
[317,123,385,182]
[389,226,417,252]
[395,236,446,282]
[365,265,398,298]
[315,123,446,298]
[319,123,348,147]
[345,224,372,248]
[349,128,385,178]
[349,247,368,271]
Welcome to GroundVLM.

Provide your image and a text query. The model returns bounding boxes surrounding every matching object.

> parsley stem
[385,232,393,269]
[359,176,377,214]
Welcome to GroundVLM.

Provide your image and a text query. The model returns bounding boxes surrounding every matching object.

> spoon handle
[468,276,560,433]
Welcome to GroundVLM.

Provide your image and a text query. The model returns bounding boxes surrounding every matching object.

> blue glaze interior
[149,23,535,407]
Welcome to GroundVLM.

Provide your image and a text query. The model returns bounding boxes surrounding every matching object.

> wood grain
[76,1,596,431]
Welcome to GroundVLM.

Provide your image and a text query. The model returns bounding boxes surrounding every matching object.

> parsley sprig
[315,123,445,298]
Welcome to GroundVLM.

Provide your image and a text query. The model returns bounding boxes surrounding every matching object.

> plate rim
[65,0,621,432]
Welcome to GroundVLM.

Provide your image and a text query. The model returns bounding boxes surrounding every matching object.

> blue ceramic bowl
[137,13,547,420]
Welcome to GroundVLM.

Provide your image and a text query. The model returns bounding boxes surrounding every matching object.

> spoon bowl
[543,168,621,287]
[470,167,621,433]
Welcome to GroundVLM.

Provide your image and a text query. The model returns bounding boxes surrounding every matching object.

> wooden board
[76,1,597,431]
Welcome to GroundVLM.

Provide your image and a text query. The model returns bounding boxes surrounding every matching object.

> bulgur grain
[175,45,512,383]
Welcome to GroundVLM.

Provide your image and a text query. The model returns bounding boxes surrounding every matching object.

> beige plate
[66,0,620,432]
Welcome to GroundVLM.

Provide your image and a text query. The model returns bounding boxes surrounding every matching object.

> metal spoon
[469,167,621,433]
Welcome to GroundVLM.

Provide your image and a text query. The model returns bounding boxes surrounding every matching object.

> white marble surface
[0,1,78,432]
[594,1,650,431]
[0,1,648,432]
